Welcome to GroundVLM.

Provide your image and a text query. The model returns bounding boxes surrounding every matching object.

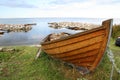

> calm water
[0,18,119,46]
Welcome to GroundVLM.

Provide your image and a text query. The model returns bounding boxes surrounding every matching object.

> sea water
[0,18,119,46]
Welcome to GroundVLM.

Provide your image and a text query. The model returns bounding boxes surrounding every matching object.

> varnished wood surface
[41,19,113,72]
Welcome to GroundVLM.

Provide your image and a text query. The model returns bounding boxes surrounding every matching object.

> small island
[48,22,100,30]
[0,23,36,33]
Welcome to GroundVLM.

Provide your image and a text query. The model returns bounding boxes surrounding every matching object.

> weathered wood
[35,48,41,60]
[41,19,113,73]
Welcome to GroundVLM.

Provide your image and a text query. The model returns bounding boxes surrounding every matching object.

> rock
[67,26,88,30]
[0,48,16,52]
[0,23,36,33]
[115,37,120,47]
[48,22,61,29]
[48,22,100,30]
[0,48,3,51]
[49,32,71,41]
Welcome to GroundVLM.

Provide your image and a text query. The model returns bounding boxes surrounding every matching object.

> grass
[112,24,120,38]
[110,38,120,70]
[0,38,120,80]
[109,38,120,80]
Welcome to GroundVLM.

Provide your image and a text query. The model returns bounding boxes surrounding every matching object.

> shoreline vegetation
[0,22,120,80]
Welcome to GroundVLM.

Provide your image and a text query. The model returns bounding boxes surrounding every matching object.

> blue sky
[0,0,120,18]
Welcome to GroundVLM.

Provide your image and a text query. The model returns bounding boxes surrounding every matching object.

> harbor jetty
[0,23,36,32]
[48,22,100,30]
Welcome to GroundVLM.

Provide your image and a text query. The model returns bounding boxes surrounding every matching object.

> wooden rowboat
[40,19,113,73]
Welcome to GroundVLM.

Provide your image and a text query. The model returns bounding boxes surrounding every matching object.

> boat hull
[41,19,113,72]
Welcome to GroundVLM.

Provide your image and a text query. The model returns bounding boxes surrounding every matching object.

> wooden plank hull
[41,19,113,72]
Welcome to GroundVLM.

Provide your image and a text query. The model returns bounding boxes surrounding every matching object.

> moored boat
[40,19,113,74]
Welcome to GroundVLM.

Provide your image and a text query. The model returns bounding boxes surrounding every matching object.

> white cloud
[37,0,120,18]
[0,0,120,18]
[0,0,38,8]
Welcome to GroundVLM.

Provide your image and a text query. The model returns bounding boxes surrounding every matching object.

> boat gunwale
[41,25,105,45]
[43,33,104,50]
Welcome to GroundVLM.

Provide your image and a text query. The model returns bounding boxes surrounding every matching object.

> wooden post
[35,47,41,60]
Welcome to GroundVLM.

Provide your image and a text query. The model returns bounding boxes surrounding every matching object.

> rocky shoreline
[48,22,100,30]
[0,23,36,33]
[48,32,71,41]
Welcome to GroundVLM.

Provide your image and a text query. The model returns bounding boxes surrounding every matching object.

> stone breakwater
[0,23,36,32]
[48,22,100,30]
